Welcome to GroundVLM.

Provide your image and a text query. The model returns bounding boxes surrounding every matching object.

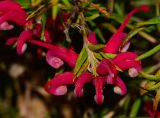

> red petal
[5,37,18,46]
[0,1,27,16]
[103,5,150,53]
[114,77,127,95]
[97,59,118,84]
[113,53,142,77]
[28,39,78,68]
[74,72,93,97]
[103,32,126,53]
[0,10,27,26]
[112,52,138,62]
[47,72,74,95]
[16,30,32,55]
[93,77,104,104]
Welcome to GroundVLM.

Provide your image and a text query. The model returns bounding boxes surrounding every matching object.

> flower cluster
[44,5,149,104]
[0,1,150,104]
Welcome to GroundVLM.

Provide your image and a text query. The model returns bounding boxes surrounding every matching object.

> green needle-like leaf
[123,27,144,45]
[136,16,160,27]
[74,47,88,77]
[129,99,141,117]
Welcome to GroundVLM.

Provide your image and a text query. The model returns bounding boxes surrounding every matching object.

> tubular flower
[74,72,106,104]
[103,5,150,54]
[113,77,127,95]
[45,72,74,95]
[0,1,28,28]
[16,30,33,55]
[97,59,118,84]
[74,72,93,97]
[6,38,78,68]
[96,59,127,96]
[112,52,142,77]
[93,77,105,104]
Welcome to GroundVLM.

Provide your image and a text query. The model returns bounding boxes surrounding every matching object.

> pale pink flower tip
[94,77,104,104]
[46,50,64,69]
[0,22,14,30]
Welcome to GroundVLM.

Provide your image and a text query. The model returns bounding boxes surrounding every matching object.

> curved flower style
[103,5,150,54]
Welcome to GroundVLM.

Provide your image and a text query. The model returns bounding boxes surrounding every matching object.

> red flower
[0,1,28,29]
[3,2,145,105]
[45,72,74,95]
[16,30,33,55]
[103,5,150,54]
[112,52,141,77]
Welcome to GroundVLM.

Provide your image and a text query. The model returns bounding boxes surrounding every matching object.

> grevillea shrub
[0,0,160,117]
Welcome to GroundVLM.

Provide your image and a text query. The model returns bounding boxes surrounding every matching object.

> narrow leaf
[74,47,88,77]
[76,60,89,78]
[136,16,160,27]
[136,44,160,60]
[88,44,105,51]
[100,52,116,59]
[129,99,141,117]
[123,27,144,45]
[52,4,59,20]
[85,13,100,21]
